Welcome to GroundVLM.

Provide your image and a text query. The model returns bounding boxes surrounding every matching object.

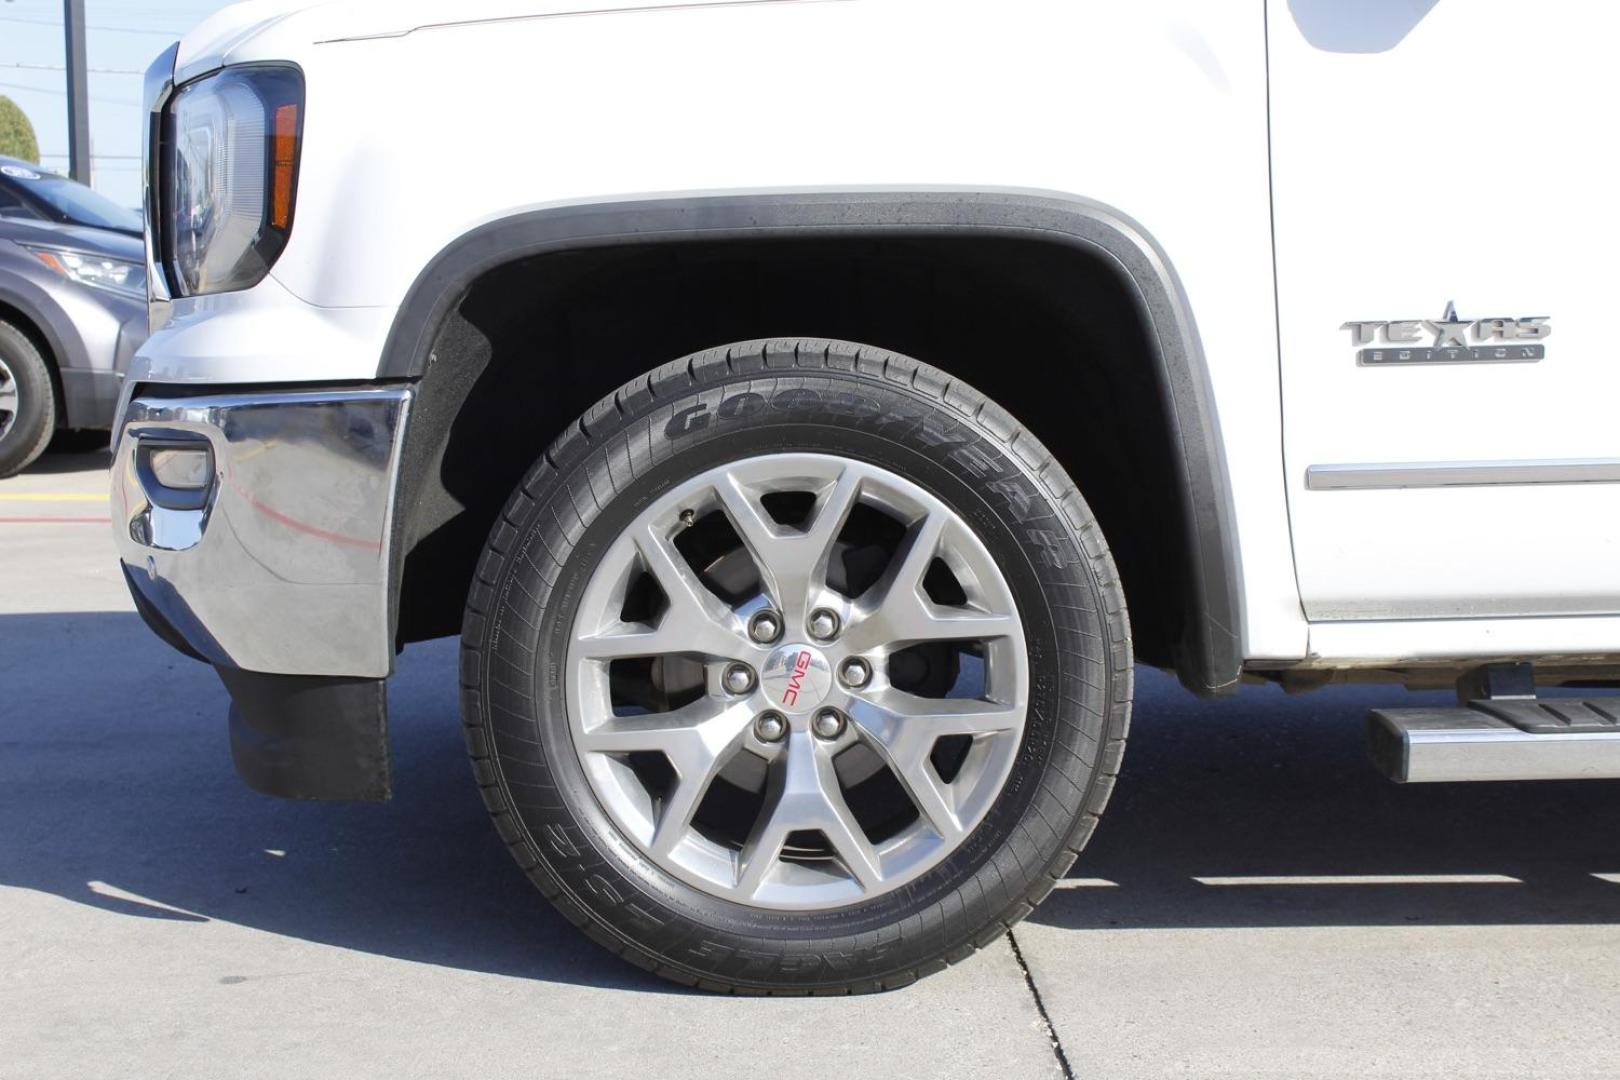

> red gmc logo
[781,650,812,706]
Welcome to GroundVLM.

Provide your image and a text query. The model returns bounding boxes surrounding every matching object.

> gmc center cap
[761,644,833,713]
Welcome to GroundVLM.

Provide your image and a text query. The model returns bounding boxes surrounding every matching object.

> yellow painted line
[0,492,107,501]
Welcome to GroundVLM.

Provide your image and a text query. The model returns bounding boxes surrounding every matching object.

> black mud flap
[218,667,391,802]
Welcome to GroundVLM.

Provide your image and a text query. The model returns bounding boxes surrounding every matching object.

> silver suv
[0,158,147,475]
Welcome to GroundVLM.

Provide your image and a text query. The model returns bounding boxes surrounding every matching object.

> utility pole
[63,0,90,182]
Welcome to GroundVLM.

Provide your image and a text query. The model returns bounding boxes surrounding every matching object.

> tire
[0,319,55,478]
[461,338,1132,994]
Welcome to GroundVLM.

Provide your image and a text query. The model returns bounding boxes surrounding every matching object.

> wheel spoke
[810,752,884,890]
[860,605,1019,650]
[649,705,751,856]
[714,468,862,626]
[577,699,754,856]
[895,754,962,840]
[735,730,883,896]
[882,510,946,604]
[855,686,1021,731]
[574,697,720,753]
[800,468,865,572]
[734,800,790,898]
[842,513,1016,653]
[577,524,749,660]
[636,523,745,633]
[712,473,780,574]
[847,690,1021,839]
[838,513,940,651]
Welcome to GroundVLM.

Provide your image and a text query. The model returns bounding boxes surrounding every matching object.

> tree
[0,96,41,164]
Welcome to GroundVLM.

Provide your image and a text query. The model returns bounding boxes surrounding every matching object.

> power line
[2,62,145,75]
[0,79,141,106]
[0,15,183,36]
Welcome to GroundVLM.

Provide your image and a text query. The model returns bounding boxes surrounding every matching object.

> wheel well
[394,234,1211,688]
[0,299,65,423]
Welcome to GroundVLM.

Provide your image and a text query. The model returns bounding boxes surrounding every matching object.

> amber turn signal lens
[271,103,299,230]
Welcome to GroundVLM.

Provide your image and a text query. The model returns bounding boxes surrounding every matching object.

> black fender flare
[378,189,1243,695]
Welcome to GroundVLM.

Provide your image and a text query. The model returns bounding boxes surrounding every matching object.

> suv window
[0,181,41,219]
[0,165,140,234]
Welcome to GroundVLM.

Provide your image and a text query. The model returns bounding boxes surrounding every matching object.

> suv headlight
[161,64,303,297]
[22,245,147,301]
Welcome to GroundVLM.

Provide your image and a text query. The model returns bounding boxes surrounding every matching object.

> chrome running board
[1369,699,1620,783]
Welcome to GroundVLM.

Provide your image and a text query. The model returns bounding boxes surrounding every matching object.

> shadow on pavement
[0,610,671,993]
[21,448,113,476]
[1035,668,1620,931]
[4,612,1619,990]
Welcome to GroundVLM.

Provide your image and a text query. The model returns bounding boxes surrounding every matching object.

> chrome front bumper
[113,385,412,678]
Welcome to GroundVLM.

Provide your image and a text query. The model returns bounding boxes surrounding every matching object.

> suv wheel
[461,339,1132,993]
[0,319,55,478]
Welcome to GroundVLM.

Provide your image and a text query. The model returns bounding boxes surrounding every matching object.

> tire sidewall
[476,357,1123,985]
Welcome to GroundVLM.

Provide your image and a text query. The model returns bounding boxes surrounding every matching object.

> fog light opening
[149,447,212,490]
[136,437,215,511]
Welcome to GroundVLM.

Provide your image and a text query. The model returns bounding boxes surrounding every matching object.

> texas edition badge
[1342,302,1550,365]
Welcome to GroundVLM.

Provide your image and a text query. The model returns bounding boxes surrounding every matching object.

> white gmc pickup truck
[114,0,1619,994]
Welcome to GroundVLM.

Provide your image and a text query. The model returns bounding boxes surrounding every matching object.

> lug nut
[808,608,841,642]
[722,663,756,695]
[838,657,872,689]
[812,709,845,740]
[754,711,788,743]
[749,610,782,644]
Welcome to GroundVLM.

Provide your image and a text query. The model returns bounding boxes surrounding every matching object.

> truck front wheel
[460,338,1132,993]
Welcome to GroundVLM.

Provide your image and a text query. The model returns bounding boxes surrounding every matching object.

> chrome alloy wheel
[0,355,18,442]
[565,453,1028,910]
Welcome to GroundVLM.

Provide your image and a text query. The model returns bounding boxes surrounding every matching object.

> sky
[0,0,239,206]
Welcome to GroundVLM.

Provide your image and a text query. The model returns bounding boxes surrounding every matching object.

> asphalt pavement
[3,451,1618,1079]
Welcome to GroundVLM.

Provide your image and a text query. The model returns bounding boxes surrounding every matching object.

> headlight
[161,64,303,297]
[23,245,147,301]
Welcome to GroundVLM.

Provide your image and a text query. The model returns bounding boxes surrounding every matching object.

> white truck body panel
[131,0,1620,669]
[1271,0,1620,630]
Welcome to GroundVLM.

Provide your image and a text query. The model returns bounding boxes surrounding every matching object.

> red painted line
[0,516,112,524]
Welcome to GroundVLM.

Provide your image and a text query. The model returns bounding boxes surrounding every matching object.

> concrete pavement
[3,451,1619,1079]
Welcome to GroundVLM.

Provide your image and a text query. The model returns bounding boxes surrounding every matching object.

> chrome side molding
[1307,458,1620,491]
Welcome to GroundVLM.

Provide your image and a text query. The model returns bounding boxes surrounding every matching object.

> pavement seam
[1006,927,1075,1080]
